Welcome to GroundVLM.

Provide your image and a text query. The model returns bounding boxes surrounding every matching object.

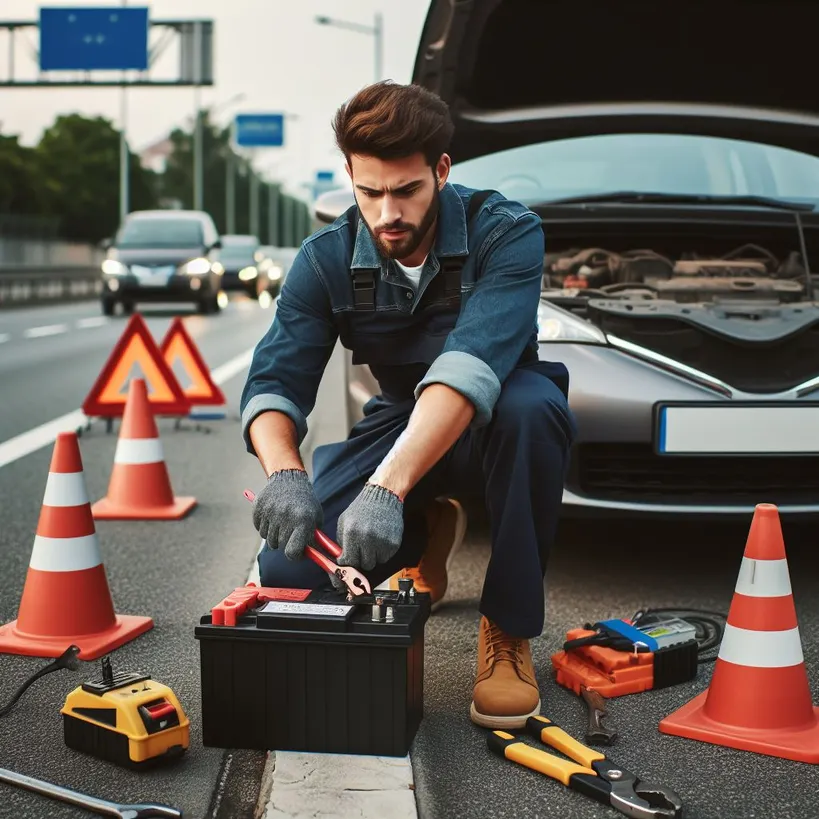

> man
[240,81,576,729]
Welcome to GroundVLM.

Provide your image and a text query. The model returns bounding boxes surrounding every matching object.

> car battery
[194,579,431,757]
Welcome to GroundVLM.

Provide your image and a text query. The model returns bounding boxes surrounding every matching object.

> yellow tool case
[61,657,189,769]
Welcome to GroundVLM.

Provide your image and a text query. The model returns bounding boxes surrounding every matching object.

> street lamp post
[315,12,383,83]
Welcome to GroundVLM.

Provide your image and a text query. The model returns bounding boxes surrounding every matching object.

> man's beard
[366,187,440,261]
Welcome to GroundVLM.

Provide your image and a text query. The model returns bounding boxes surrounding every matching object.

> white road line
[0,345,257,471]
[0,333,9,344]
[211,348,255,383]
[24,323,68,339]
[76,317,109,329]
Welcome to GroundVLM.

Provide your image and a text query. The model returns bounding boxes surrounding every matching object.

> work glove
[252,469,323,561]
[336,483,404,574]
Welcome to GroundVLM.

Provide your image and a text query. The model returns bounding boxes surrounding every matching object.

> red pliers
[243,489,372,599]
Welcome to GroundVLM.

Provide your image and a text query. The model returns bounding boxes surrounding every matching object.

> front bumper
[551,343,819,518]
[102,274,215,301]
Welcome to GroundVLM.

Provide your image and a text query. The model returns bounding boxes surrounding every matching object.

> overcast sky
[1,0,432,197]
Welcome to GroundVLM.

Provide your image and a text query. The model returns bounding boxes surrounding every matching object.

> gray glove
[252,469,323,560]
[336,483,404,572]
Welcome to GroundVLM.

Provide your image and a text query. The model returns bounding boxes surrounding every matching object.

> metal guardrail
[0,265,102,308]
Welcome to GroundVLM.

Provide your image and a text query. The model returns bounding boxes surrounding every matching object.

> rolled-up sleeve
[414,210,543,426]
[240,246,338,453]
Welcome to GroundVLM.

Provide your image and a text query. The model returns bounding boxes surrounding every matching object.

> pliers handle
[243,490,372,599]
[487,716,683,819]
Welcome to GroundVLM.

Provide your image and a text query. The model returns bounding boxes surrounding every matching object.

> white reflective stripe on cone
[42,471,89,507]
[29,533,102,572]
[734,557,793,598]
[718,623,804,668]
[113,438,164,465]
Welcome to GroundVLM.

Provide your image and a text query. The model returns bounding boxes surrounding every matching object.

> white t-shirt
[395,258,426,290]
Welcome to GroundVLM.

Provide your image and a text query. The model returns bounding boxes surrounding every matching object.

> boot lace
[486,621,523,666]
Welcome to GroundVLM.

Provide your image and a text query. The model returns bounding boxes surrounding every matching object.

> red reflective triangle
[82,313,191,418]
[159,317,226,407]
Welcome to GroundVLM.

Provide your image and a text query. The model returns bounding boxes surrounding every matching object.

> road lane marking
[0,409,88,471]
[210,348,255,383]
[0,345,257,471]
[24,323,68,338]
[76,317,109,329]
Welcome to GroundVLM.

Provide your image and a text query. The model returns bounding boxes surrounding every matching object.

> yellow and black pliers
[488,716,684,818]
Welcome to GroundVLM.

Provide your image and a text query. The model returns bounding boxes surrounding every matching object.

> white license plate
[656,403,819,454]
[132,265,173,286]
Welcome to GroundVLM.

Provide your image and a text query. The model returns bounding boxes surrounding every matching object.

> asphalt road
[0,297,275,819]
[1,298,818,819]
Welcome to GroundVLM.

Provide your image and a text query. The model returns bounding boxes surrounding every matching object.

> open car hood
[413,0,819,162]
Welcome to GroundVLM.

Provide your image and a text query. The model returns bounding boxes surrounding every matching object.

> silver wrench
[0,767,182,818]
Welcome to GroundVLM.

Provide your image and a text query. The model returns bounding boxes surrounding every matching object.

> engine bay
[542,243,809,304]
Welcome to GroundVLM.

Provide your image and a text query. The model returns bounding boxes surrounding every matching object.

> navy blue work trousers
[258,361,576,638]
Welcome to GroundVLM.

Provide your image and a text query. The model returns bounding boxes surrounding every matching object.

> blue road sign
[316,170,335,183]
[233,114,285,148]
[39,7,149,71]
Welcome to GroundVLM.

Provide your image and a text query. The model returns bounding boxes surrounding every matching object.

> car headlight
[537,301,606,343]
[211,261,224,275]
[267,264,283,281]
[101,259,128,276]
[181,257,212,276]
[238,266,258,281]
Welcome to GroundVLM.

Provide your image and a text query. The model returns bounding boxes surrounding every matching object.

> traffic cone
[659,503,819,763]
[92,378,197,520]
[0,432,153,660]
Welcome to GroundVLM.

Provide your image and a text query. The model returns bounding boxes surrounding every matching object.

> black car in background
[215,234,263,297]
[100,210,224,315]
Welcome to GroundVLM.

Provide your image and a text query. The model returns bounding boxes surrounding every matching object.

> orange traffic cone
[92,378,197,520]
[659,503,819,763]
[0,432,153,659]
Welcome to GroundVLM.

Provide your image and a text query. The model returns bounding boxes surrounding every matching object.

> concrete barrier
[0,266,102,308]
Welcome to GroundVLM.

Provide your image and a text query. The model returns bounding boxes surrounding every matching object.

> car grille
[592,314,819,393]
[574,443,819,506]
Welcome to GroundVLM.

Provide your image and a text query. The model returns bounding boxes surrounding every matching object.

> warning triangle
[82,313,191,418]
[159,317,226,408]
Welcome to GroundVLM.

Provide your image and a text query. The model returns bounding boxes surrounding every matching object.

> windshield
[448,134,819,207]
[117,218,203,248]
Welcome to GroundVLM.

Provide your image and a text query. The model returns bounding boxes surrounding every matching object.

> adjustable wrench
[0,767,181,818]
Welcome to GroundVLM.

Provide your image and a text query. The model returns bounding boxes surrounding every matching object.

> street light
[315,12,383,83]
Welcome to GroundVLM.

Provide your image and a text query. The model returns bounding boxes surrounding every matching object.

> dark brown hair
[332,81,454,168]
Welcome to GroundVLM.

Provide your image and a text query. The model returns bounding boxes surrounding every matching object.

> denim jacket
[240,182,545,453]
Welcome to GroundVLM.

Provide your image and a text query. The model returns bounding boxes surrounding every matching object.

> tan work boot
[470,616,541,729]
[389,497,467,611]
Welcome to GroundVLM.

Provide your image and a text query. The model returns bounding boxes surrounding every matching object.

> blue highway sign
[39,7,149,71]
[233,114,285,148]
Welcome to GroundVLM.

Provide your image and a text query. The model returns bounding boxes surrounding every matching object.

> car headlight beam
[536,301,606,344]
[101,259,128,276]
[182,257,212,276]
[238,266,258,281]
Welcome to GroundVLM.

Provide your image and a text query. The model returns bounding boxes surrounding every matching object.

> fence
[0,265,103,307]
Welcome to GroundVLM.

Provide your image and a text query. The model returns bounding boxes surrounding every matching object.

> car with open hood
[313,0,819,519]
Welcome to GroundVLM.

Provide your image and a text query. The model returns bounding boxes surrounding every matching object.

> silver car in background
[313,0,819,521]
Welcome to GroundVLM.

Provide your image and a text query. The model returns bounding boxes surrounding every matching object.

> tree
[35,114,159,243]
[161,108,312,246]
[0,134,49,216]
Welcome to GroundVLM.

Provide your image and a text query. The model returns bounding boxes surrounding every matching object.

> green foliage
[35,114,159,243]
[0,110,312,247]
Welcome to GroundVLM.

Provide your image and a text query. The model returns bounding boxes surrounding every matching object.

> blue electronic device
[39,7,149,72]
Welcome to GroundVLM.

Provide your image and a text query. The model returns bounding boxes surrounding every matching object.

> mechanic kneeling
[240,81,577,729]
